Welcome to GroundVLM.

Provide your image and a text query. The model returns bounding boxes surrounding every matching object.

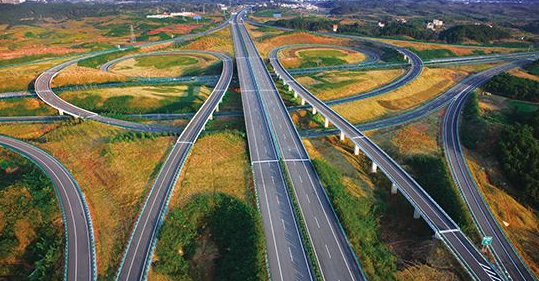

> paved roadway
[231,13,314,281]
[236,11,366,281]
[33,51,230,133]
[115,51,232,281]
[0,135,95,281]
[301,60,537,138]
[271,42,508,281]
[443,59,537,281]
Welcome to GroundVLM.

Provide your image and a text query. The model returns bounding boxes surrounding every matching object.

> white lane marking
[351,136,365,139]
[282,219,286,230]
[271,176,275,185]
[288,247,294,262]
[438,229,460,234]
[276,196,280,205]
[298,174,303,183]
[325,245,332,259]
[252,159,279,164]
[314,217,320,228]
[283,158,310,162]
[305,193,311,203]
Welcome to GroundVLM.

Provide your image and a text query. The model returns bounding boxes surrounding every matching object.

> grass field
[508,67,539,82]
[294,68,404,101]
[0,57,76,92]
[0,97,57,116]
[279,46,366,69]
[110,53,221,78]
[379,38,523,58]
[175,28,234,56]
[60,84,211,114]
[245,24,353,58]
[329,67,469,124]
[52,65,128,88]
[149,130,268,281]
[0,121,176,279]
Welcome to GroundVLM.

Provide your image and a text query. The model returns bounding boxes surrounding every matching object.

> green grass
[312,158,397,281]
[77,47,138,69]
[134,55,198,69]
[297,49,348,68]
[409,47,457,60]
[508,100,539,113]
[153,192,267,280]
[405,155,479,239]
[0,53,69,67]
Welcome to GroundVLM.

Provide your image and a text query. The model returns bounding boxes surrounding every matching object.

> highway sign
[482,236,493,246]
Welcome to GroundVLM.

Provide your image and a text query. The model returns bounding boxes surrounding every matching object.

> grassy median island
[279,46,366,69]
[150,130,267,281]
[0,150,63,280]
[59,84,212,115]
[0,121,176,279]
[109,53,222,78]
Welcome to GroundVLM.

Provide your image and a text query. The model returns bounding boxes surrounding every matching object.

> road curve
[301,60,537,138]
[443,59,537,281]
[0,135,96,281]
[271,40,506,281]
[115,51,233,281]
[33,51,229,133]
[237,10,367,281]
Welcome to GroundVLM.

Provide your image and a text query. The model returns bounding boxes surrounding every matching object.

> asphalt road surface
[443,59,536,281]
[0,135,96,281]
[236,10,366,281]
[271,42,508,281]
[114,51,232,281]
[231,13,314,281]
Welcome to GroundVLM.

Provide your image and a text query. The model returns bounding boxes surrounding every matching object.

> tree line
[484,73,539,102]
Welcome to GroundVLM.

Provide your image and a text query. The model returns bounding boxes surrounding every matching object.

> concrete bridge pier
[324,117,329,128]
[370,161,378,173]
[413,207,421,219]
[339,131,345,141]
[215,103,220,112]
[312,107,317,115]
[354,145,360,156]
[391,183,398,194]
[293,91,298,98]
[301,98,306,106]
[209,113,213,120]
[287,84,292,92]
[58,109,64,116]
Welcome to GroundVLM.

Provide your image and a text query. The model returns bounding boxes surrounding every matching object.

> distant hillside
[438,25,510,44]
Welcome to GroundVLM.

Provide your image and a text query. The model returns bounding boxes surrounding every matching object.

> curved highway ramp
[0,135,96,281]
[114,52,233,281]
[443,59,537,281]
[270,36,508,281]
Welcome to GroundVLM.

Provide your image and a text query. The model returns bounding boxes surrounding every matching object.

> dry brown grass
[168,131,251,208]
[176,28,234,56]
[331,67,468,124]
[466,156,539,277]
[0,97,57,116]
[52,65,127,88]
[390,122,439,156]
[296,69,404,101]
[247,25,353,58]
[0,57,75,92]
[441,62,504,73]
[379,39,519,56]
[508,68,539,82]
[0,121,175,278]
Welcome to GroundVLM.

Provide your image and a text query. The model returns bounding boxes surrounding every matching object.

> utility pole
[202,3,205,15]
[130,24,136,43]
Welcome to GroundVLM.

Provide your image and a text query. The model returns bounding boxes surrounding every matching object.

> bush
[524,58,539,77]
[460,92,488,149]
[270,17,334,32]
[484,73,539,102]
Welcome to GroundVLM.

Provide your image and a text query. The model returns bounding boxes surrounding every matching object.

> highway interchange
[0,5,538,281]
